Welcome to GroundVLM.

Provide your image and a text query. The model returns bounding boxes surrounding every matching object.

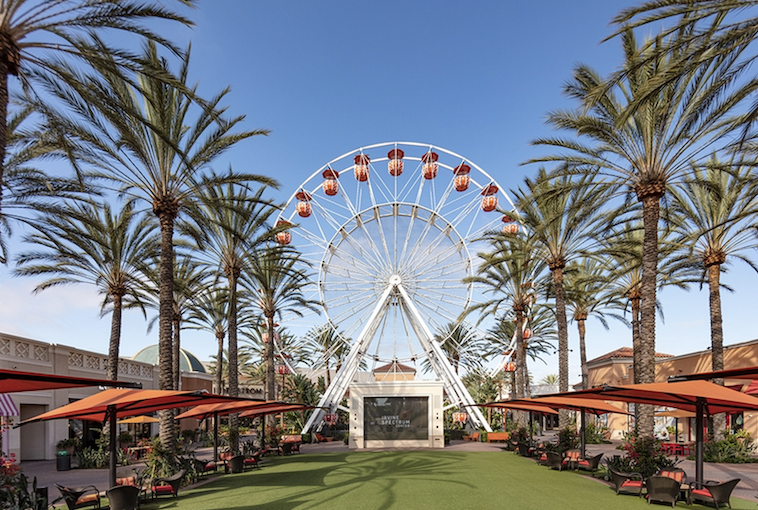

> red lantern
[324,413,338,425]
[503,362,516,372]
[295,191,312,218]
[275,220,291,245]
[276,365,290,375]
[388,148,404,176]
[503,223,519,234]
[322,168,340,196]
[354,154,370,182]
[453,164,471,191]
[481,184,498,212]
[422,151,439,180]
[502,214,514,223]
[262,331,279,343]
[523,328,533,340]
[452,412,468,423]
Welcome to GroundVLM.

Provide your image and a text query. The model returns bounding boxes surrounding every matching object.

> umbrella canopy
[239,403,314,418]
[669,365,758,382]
[118,415,160,424]
[18,388,247,487]
[478,401,559,415]
[0,368,141,393]
[656,409,696,419]
[174,399,281,420]
[545,380,758,487]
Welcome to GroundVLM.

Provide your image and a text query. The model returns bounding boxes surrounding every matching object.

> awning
[0,394,17,416]
[0,368,141,393]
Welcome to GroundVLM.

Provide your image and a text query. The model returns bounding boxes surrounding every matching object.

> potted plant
[56,438,78,456]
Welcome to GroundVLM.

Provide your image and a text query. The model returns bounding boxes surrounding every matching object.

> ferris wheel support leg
[301,285,395,435]
[395,284,492,432]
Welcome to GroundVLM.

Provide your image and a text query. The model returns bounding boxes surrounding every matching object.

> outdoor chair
[545,451,564,471]
[55,484,101,510]
[658,468,688,485]
[608,467,644,497]
[645,475,681,507]
[576,453,603,472]
[106,485,140,510]
[114,474,147,502]
[151,469,186,499]
[228,455,245,474]
[562,449,581,470]
[244,452,261,470]
[688,478,741,509]
[516,442,532,457]
[280,443,294,455]
[193,458,217,478]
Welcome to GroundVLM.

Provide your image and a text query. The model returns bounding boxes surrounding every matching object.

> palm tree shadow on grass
[166,452,474,510]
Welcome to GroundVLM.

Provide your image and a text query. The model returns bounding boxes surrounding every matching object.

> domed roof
[132,345,206,373]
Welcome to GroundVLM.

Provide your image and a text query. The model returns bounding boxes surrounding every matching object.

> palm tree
[464,234,546,403]
[421,322,484,376]
[36,42,272,450]
[14,200,156,379]
[244,245,319,427]
[564,257,629,390]
[528,28,744,435]
[302,324,350,387]
[0,0,195,213]
[540,374,559,386]
[512,168,610,425]
[186,287,228,394]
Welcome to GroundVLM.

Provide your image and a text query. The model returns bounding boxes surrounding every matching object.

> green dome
[132,345,206,373]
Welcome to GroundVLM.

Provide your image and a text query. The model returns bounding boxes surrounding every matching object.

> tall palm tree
[564,257,629,390]
[528,28,744,435]
[421,322,485,376]
[0,0,195,213]
[464,234,546,403]
[244,245,319,429]
[36,42,272,450]
[186,287,228,394]
[302,324,350,387]
[512,168,609,425]
[14,200,156,379]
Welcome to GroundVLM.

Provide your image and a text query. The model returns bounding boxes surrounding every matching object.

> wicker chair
[545,451,564,471]
[228,455,245,474]
[658,468,688,485]
[688,479,741,509]
[516,442,532,457]
[55,484,101,510]
[244,452,261,470]
[561,449,582,470]
[151,469,186,499]
[576,453,603,472]
[645,475,681,507]
[608,467,644,497]
[106,485,140,510]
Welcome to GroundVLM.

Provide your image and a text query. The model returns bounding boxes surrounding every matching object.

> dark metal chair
[688,478,741,509]
[645,475,681,507]
[151,469,186,499]
[106,485,140,510]
[658,467,688,485]
[55,484,101,510]
[576,453,604,472]
[561,449,581,470]
[608,467,644,497]
[516,442,532,457]
[545,451,564,471]
[244,452,261,470]
[228,455,244,474]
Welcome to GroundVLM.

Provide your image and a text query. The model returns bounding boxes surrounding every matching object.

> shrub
[0,455,44,510]
[584,421,610,444]
[118,432,133,443]
[702,430,758,463]
[557,426,579,452]
[616,434,677,478]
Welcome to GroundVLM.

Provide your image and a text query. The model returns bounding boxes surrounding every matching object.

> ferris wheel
[274,142,518,432]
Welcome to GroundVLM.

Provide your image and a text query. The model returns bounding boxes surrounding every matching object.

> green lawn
[138,451,754,510]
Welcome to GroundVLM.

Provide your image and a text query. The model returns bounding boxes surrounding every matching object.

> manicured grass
[139,451,754,510]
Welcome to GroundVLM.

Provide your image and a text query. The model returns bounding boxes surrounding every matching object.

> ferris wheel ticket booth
[348,381,445,449]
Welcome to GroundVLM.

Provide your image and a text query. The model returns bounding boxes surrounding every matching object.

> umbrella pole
[580,409,586,459]
[695,398,705,488]
[529,412,533,446]
[213,412,219,463]
[108,404,117,488]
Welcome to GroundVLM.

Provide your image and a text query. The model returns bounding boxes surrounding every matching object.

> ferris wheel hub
[388,274,402,286]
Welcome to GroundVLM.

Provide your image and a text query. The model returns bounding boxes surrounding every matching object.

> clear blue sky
[0,0,754,385]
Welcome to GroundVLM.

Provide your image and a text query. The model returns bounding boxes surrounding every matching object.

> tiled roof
[373,361,416,373]
[587,347,672,364]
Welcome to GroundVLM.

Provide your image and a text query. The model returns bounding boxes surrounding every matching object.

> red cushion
[577,460,590,467]
[621,480,643,488]
[539,454,547,461]
[691,489,712,498]
[152,485,175,494]
[76,494,99,504]
[116,476,136,486]
[204,462,215,470]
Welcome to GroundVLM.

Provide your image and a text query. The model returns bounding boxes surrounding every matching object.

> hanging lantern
[481,184,498,212]
[388,149,404,176]
[295,190,312,218]
[452,412,468,423]
[503,362,517,372]
[275,365,290,375]
[453,164,471,192]
[322,168,340,196]
[324,413,339,425]
[503,223,519,234]
[275,220,291,245]
[262,331,280,343]
[422,151,439,180]
[354,154,370,182]
[523,328,533,340]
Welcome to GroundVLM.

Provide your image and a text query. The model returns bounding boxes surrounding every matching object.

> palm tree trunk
[157,209,176,452]
[106,292,124,381]
[226,270,239,453]
[577,317,588,390]
[0,68,8,220]
[514,307,528,427]
[173,315,181,390]
[708,262,726,440]
[630,293,641,428]
[265,313,277,430]
[551,265,570,428]
[215,331,224,394]
[637,188,663,437]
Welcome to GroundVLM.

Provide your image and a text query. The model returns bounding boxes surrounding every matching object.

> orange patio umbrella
[544,381,758,486]
[0,368,141,393]
[477,401,559,447]
[18,388,251,487]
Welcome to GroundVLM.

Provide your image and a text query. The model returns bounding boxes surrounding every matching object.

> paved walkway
[18,438,758,505]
